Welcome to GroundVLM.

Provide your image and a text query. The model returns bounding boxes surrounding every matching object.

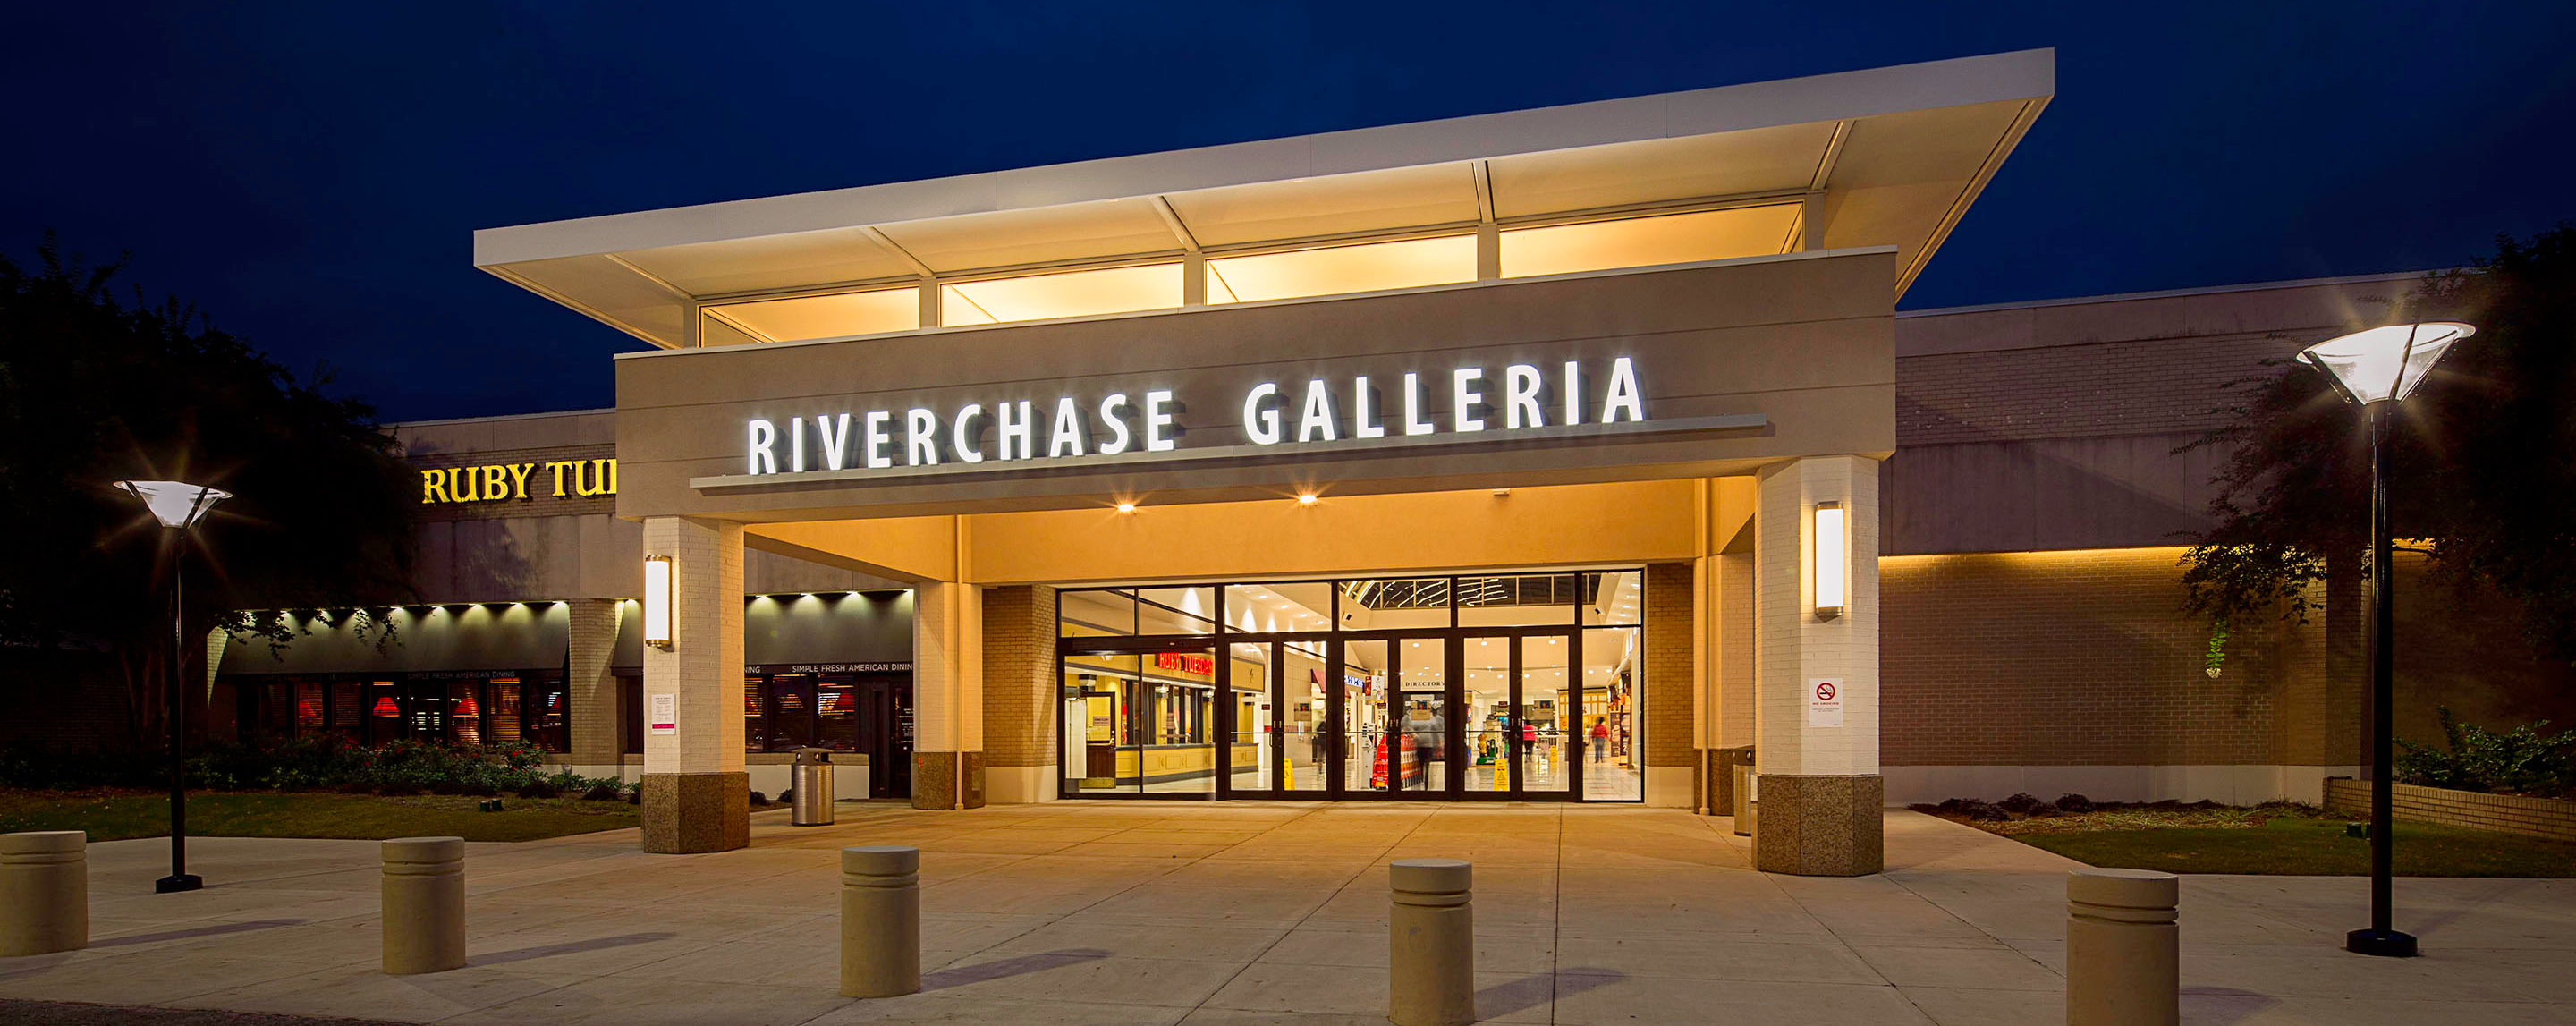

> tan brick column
[1753,455,1883,876]
[1710,550,1757,815]
[912,581,984,810]
[564,598,622,773]
[1641,563,1696,808]
[981,585,1059,804]
[640,516,748,852]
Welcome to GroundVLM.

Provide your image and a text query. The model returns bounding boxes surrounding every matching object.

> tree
[0,233,419,748]
[2182,225,2576,664]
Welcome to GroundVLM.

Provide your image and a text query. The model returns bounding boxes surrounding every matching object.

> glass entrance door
[1456,632,1578,799]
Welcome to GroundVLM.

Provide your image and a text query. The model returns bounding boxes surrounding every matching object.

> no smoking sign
[1808,677,1844,727]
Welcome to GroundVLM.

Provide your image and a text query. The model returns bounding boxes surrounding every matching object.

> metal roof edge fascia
[1895,268,2442,318]
[609,244,1905,363]
[474,49,2053,268]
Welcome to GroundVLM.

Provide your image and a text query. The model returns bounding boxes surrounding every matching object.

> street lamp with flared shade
[114,480,232,529]
[2298,322,2474,405]
[113,478,230,895]
[2297,322,2474,960]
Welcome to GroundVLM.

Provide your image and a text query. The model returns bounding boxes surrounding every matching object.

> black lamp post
[2295,321,2474,959]
[113,479,231,895]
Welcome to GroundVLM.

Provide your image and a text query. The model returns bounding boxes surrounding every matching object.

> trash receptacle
[791,748,835,826]
[1732,746,1756,837]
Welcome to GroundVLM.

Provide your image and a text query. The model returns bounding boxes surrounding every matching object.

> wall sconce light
[642,554,675,649]
[1813,501,1847,621]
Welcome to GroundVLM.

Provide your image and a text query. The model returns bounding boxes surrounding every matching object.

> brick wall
[981,585,1058,767]
[564,598,622,765]
[1881,547,2286,767]
[1642,562,1694,768]
[1897,332,2300,446]
[2324,778,2576,843]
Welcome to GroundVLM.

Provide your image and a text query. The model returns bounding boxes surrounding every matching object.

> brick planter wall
[2323,777,2576,843]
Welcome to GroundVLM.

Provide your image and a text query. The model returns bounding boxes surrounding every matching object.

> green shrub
[2395,708,2576,798]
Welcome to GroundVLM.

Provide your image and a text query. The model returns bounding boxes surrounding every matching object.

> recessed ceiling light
[1115,501,1137,513]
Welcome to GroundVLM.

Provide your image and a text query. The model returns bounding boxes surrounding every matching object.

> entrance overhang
[476,49,2049,349]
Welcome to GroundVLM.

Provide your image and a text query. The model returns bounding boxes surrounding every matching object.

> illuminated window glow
[1501,205,1802,280]
[943,263,1181,325]
[1207,234,1476,304]
[705,288,919,343]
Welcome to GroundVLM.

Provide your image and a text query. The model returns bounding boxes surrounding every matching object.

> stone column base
[641,772,749,853]
[1753,774,1883,876]
[911,751,987,810]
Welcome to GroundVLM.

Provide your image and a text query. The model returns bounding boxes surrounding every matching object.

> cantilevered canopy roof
[476,49,2050,349]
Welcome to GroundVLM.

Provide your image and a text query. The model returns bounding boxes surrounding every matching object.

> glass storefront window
[1581,570,1642,625]
[1335,577,1453,632]
[1133,587,1216,635]
[1057,569,1646,802]
[1061,589,1140,639]
[1223,581,1334,634]
[1060,656,1135,794]
[1455,572,1586,628]
[1580,626,1643,801]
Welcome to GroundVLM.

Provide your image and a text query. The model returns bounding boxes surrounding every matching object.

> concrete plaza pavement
[3,802,2572,1024]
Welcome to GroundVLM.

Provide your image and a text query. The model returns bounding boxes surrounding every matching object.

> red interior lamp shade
[371,697,399,717]
[455,694,480,717]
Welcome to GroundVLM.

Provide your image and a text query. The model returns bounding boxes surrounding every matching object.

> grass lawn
[2013,815,2576,877]
[0,789,640,844]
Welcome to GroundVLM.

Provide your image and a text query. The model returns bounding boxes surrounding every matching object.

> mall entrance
[1055,573,1643,801]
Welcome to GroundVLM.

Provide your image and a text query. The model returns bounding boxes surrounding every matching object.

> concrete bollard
[381,836,466,975]
[1389,858,1474,1026]
[2067,868,2180,1026]
[0,831,88,956]
[840,845,921,998]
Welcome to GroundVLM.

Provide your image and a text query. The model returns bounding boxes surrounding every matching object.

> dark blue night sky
[6,3,2571,421]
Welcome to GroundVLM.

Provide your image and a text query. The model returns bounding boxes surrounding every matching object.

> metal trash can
[791,748,835,826]
[1732,746,1756,837]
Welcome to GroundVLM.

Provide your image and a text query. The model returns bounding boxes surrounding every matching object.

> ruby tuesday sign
[741,357,1646,476]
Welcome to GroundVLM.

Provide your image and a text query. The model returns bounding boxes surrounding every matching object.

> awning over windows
[608,589,914,671]
[217,603,571,677]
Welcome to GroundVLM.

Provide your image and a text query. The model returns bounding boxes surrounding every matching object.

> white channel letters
[744,357,1642,477]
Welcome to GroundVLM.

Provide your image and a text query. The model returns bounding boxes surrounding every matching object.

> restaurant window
[331,681,362,741]
[293,681,326,736]
[526,674,569,753]
[620,673,643,754]
[818,674,860,752]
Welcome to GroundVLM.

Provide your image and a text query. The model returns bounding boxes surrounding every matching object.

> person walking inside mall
[1589,717,1609,764]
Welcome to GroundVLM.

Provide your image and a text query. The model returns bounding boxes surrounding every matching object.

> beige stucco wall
[613,250,1897,525]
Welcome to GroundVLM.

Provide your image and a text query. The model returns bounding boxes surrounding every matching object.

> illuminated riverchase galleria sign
[739,358,1649,478]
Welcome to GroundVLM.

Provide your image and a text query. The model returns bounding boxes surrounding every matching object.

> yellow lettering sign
[419,460,616,505]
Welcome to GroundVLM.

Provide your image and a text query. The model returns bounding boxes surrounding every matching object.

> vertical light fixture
[642,554,676,649]
[1813,500,1848,620]
[114,479,230,895]
[2299,320,2473,960]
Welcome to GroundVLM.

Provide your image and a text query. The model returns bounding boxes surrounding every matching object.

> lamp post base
[155,874,203,894]
[2345,928,2418,958]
